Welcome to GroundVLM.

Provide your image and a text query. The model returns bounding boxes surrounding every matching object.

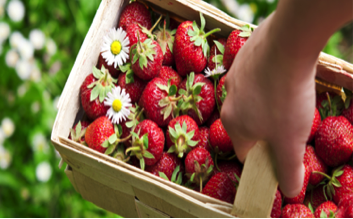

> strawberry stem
[150,15,163,33]
[203,28,221,39]
[137,32,144,53]
[163,20,167,41]
[326,92,333,116]
[200,176,203,193]
[125,146,141,155]
[312,171,331,180]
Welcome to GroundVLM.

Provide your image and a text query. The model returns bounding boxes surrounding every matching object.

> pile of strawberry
[68,1,353,218]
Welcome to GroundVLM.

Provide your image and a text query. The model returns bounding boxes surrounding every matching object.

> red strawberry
[336,194,353,217]
[126,119,164,169]
[85,116,115,153]
[117,67,146,104]
[179,73,215,125]
[80,66,117,120]
[154,18,176,66]
[166,115,200,158]
[197,127,211,152]
[69,120,90,144]
[281,204,314,218]
[213,161,242,184]
[223,25,252,70]
[307,107,321,143]
[205,110,220,127]
[306,145,327,186]
[145,152,182,180]
[130,38,163,81]
[331,165,353,204]
[140,77,180,127]
[185,147,214,191]
[314,201,337,218]
[315,116,353,167]
[207,38,226,71]
[342,89,353,125]
[174,13,220,76]
[158,66,182,87]
[271,189,282,218]
[284,151,311,204]
[118,2,152,31]
[216,73,227,108]
[304,185,327,209]
[209,119,233,154]
[202,172,237,204]
[97,52,120,78]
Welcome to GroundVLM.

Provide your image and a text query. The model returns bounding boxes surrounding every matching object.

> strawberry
[130,38,163,81]
[145,152,182,181]
[154,17,176,66]
[202,172,237,204]
[209,119,233,154]
[315,116,353,167]
[284,150,311,204]
[207,39,227,71]
[185,147,214,191]
[342,88,353,125]
[306,145,327,186]
[197,127,211,152]
[97,52,120,78]
[314,201,337,218]
[80,66,117,120]
[69,120,90,144]
[336,194,353,218]
[281,204,314,218]
[158,66,182,87]
[205,110,220,127]
[118,1,152,31]
[216,73,227,109]
[139,77,180,127]
[223,25,253,70]
[126,119,164,169]
[213,161,242,184]
[174,13,220,76]
[120,104,144,147]
[271,189,282,218]
[307,107,321,143]
[178,73,215,125]
[117,65,146,104]
[166,115,200,158]
[304,185,327,209]
[85,116,115,153]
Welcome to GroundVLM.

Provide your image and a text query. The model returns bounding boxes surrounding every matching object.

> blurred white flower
[18,39,34,60]
[29,29,45,50]
[0,0,7,7]
[5,49,19,67]
[0,145,11,169]
[16,59,32,80]
[0,0,5,18]
[49,61,61,75]
[45,38,57,56]
[31,101,40,113]
[7,0,25,22]
[30,65,41,82]
[10,31,23,48]
[36,161,52,182]
[32,132,49,153]
[0,130,4,145]
[17,83,27,97]
[221,0,239,17]
[0,22,10,42]
[1,117,15,137]
[266,0,275,3]
[236,4,254,23]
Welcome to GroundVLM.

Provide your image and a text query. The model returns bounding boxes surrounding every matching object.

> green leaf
[169,85,177,96]
[175,123,182,134]
[156,83,169,92]
[212,55,223,64]
[143,151,155,159]
[75,121,82,139]
[203,44,209,58]
[131,132,139,139]
[132,53,139,64]
[168,127,178,140]
[90,84,100,101]
[207,165,213,174]
[171,165,180,182]
[143,134,149,149]
[159,172,169,180]
[188,140,198,147]
[126,70,134,84]
[320,210,327,218]
[178,89,187,96]
[139,55,147,69]
[140,158,145,171]
[193,84,202,96]
[159,97,170,107]
[92,66,102,79]
[87,82,96,89]
[194,95,203,103]
[182,121,187,132]
[200,13,205,31]
[213,40,225,54]
[108,134,117,144]
[105,144,116,155]
[188,73,195,89]
[99,86,106,102]
[163,105,173,120]
[194,37,202,46]
[126,121,135,128]
[308,203,314,214]
[167,146,176,154]
[334,170,344,177]
[101,140,110,148]
[176,173,183,185]
[168,42,173,53]
[190,173,195,182]
[239,32,251,37]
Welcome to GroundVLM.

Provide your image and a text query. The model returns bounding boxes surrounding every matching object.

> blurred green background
[0,0,351,217]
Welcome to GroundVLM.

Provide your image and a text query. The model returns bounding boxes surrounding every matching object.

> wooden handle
[231,141,278,218]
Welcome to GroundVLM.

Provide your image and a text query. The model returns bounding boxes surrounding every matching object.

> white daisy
[0,145,11,170]
[18,38,34,60]
[1,117,15,137]
[0,22,10,42]
[29,29,45,50]
[204,65,227,78]
[31,132,49,154]
[9,31,23,48]
[15,59,32,80]
[5,49,19,67]
[101,27,130,68]
[35,161,52,182]
[45,38,57,56]
[104,86,132,124]
[7,0,25,22]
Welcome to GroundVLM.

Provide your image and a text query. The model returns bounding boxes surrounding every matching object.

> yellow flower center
[111,41,122,55]
[112,99,123,112]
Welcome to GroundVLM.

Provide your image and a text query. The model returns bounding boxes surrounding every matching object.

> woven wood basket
[51,0,353,217]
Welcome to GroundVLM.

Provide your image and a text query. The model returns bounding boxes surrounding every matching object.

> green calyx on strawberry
[178,72,205,121]
[119,63,134,84]
[139,15,163,39]
[156,79,181,120]
[158,165,183,185]
[220,85,227,103]
[154,16,176,56]
[343,88,352,109]
[125,104,144,130]
[211,40,225,70]
[167,121,198,158]
[313,166,345,201]
[319,92,344,119]
[186,159,214,192]
[87,66,117,103]
[188,13,221,57]
[101,123,132,158]
[111,144,130,162]
[125,130,155,170]
[69,121,87,145]
[238,24,253,38]
[131,36,157,70]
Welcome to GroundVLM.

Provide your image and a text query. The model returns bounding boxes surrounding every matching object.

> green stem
[312,171,331,180]
[150,15,163,33]
[125,146,141,155]
[203,28,221,38]
[117,134,132,143]
[200,176,203,193]
[163,19,167,41]
[137,32,144,53]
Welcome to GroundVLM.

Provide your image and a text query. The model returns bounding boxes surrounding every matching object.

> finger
[272,139,306,198]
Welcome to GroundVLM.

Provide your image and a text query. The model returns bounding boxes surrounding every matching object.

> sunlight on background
[0,0,351,217]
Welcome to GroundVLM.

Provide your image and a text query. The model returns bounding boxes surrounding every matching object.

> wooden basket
[51,0,353,217]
